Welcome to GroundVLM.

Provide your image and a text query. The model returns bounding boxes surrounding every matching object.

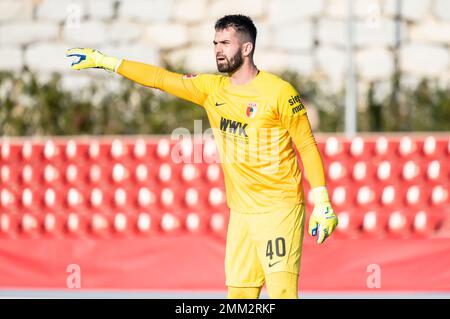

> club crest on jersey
[246,102,258,118]
[182,74,198,79]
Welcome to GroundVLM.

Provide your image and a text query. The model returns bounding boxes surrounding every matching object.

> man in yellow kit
[66,14,338,299]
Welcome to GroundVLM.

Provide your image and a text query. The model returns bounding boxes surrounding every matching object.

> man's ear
[242,42,254,57]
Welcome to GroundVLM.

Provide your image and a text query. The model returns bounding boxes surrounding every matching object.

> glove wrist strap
[311,186,330,205]
[101,56,120,72]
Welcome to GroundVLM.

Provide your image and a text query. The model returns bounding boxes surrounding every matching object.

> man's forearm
[290,114,326,188]
[299,138,326,188]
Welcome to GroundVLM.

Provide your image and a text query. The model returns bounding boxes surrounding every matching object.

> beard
[216,50,243,73]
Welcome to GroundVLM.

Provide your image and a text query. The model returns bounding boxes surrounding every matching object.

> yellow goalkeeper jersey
[118,61,325,213]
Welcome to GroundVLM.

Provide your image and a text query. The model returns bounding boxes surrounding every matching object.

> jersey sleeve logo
[246,102,258,118]
[182,74,198,79]
[288,94,305,114]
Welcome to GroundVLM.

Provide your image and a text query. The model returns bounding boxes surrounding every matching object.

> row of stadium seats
[0,207,445,239]
[1,158,448,185]
[0,162,223,186]
[0,186,228,210]
[0,210,228,238]
[1,182,448,212]
[1,136,449,163]
[0,136,449,239]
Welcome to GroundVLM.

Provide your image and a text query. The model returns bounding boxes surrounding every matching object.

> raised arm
[66,48,211,106]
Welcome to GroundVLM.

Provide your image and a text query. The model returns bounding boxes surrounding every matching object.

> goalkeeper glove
[308,186,338,244]
[65,48,120,72]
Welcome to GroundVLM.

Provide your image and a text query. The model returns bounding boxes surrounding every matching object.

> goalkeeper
[66,14,338,299]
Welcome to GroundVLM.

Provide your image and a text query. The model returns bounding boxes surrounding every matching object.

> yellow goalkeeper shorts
[225,203,306,287]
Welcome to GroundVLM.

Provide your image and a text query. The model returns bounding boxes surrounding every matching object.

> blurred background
[0,0,449,298]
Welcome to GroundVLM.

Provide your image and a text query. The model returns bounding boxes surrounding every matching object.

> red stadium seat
[355,185,377,207]
[19,212,40,238]
[88,164,103,185]
[110,139,128,160]
[0,188,17,210]
[398,136,417,157]
[205,163,222,185]
[323,137,347,159]
[351,161,375,182]
[1,141,21,164]
[430,184,449,208]
[65,187,85,209]
[181,163,201,184]
[0,213,18,238]
[64,140,90,162]
[64,139,78,160]
[0,141,13,162]
[170,138,195,164]
[156,138,171,160]
[209,211,229,236]
[131,138,148,160]
[184,211,210,233]
[157,163,174,184]
[88,187,105,209]
[405,185,429,207]
[327,160,348,182]
[136,186,157,209]
[386,209,413,237]
[89,213,111,237]
[42,212,65,238]
[134,163,150,184]
[0,165,11,185]
[330,185,355,209]
[401,159,422,183]
[412,210,440,237]
[379,184,404,207]
[135,211,162,235]
[160,212,182,233]
[426,160,448,183]
[65,164,79,184]
[421,136,449,158]
[42,164,61,185]
[335,210,363,238]
[87,141,111,161]
[361,210,389,238]
[113,188,128,208]
[208,187,226,208]
[374,136,392,156]
[203,138,220,164]
[18,164,41,186]
[20,188,39,209]
[43,187,63,211]
[112,212,137,236]
[110,163,131,185]
[184,187,200,208]
[376,160,398,182]
[349,137,375,159]
[20,141,36,162]
[42,140,60,162]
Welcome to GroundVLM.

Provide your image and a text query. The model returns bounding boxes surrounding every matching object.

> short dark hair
[215,14,257,49]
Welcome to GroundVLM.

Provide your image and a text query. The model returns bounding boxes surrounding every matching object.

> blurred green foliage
[0,68,449,136]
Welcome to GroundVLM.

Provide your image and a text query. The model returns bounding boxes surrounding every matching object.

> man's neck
[229,61,259,85]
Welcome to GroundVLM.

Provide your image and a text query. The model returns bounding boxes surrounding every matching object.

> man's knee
[265,272,298,299]
[227,286,262,299]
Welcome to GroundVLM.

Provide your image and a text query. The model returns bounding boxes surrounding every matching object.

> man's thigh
[225,211,265,287]
[249,204,306,277]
